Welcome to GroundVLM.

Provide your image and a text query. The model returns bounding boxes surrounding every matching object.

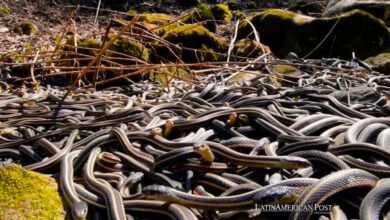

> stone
[324,0,390,26]
[160,24,225,62]
[289,0,326,15]
[0,26,8,33]
[364,53,390,74]
[238,9,390,59]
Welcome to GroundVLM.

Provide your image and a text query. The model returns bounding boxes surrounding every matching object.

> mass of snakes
[1,56,390,220]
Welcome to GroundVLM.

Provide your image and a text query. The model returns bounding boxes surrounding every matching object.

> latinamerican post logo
[255,204,332,214]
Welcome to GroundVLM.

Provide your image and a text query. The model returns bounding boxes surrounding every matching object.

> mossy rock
[238,9,390,59]
[17,22,38,36]
[364,53,390,74]
[0,164,65,220]
[324,0,390,26]
[138,13,175,25]
[110,37,149,62]
[149,67,190,85]
[289,0,326,15]
[162,24,224,51]
[232,10,246,20]
[268,64,303,86]
[181,3,217,32]
[233,39,270,58]
[68,37,102,55]
[160,24,225,62]
[211,4,232,23]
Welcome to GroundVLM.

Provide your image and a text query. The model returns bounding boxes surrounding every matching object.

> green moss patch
[181,3,217,32]
[0,164,65,220]
[161,24,225,62]
[111,37,149,62]
[162,24,224,51]
[139,13,175,25]
[149,67,190,85]
[238,9,390,59]
[233,39,269,58]
[211,4,232,23]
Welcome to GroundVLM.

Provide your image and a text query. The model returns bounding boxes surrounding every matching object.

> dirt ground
[0,0,293,55]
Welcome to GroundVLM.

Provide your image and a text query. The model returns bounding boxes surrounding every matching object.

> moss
[232,10,245,20]
[111,37,149,62]
[270,65,302,78]
[17,22,37,36]
[181,3,217,32]
[233,39,269,58]
[0,7,9,16]
[0,164,65,220]
[238,9,390,59]
[160,24,225,62]
[162,24,224,51]
[211,4,232,23]
[149,67,190,85]
[139,13,175,25]
[65,36,102,56]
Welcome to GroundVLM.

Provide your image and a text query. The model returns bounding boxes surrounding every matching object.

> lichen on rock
[238,9,390,59]
[0,164,65,220]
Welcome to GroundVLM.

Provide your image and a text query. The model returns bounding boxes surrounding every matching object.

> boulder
[181,4,217,32]
[364,53,390,74]
[233,39,271,58]
[211,4,232,23]
[238,9,390,59]
[324,0,390,26]
[0,164,65,220]
[289,0,326,15]
[160,24,225,62]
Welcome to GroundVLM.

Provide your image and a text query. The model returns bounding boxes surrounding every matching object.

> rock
[181,3,217,32]
[289,0,326,15]
[238,9,390,59]
[110,37,149,62]
[331,85,380,103]
[0,26,8,33]
[138,13,175,25]
[0,164,65,220]
[178,0,201,6]
[160,24,225,62]
[324,0,390,26]
[211,4,232,23]
[364,53,390,74]
[233,39,271,58]
[16,22,38,36]
[64,36,149,63]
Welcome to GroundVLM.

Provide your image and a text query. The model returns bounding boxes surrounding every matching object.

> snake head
[281,156,311,169]
[72,201,88,220]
